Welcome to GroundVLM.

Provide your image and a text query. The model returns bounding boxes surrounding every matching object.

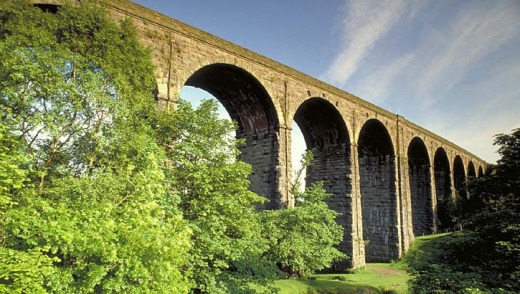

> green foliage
[460,129,520,291]
[0,247,57,294]
[405,233,488,293]
[0,1,347,293]
[407,129,520,293]
[0,1,191,292]
[409,264,486,294]
[261,151,346,278]
[155,100,279,293]
[259,263,409,294]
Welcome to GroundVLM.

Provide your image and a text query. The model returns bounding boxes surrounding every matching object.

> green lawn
[258,234,454,293]
[259,262,410,294]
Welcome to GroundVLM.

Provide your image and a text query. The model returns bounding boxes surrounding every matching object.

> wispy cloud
[349,52,413,105]
[416,1,520,110]
[425,56,520,163]
[324,0,520,163]
[322,0,409,86]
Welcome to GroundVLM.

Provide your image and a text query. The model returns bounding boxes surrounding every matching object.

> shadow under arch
[478,166,484,177]
[453,155,467,200]
[468,161,477,179]
[357,118,398,262]
[293,97,352,268]
[184,63,282,208]
[434,147,452,232]
[407,137,433,236]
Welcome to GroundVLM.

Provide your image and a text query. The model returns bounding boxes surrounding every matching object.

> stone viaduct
[35,0,488,268]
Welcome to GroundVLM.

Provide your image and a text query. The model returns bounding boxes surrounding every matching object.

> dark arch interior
[434,148,452,231]
[407,137,433,236]
[294,98,349,151]
[184,63,280,207]
[185,63,277,136]
[478,166,484,177]
[453,156,467,199]
[358,120,394,157]
[294,98,352,268]
[358,119,398,262]
[468,161,477,178]
[34,4,60,13]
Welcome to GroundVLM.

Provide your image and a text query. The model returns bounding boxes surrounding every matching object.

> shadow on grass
[275,270,405,294]
[296,278,386,293]
[402,232,474,269]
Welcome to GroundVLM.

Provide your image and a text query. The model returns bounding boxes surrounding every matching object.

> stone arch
[453,155,467,200]
[184,63,281,207]
[31,0,69,12]
[434,147,452,231]
[467,161,477,180]
[358,119,398,262]
[478,166,484,177]
[294,98,350,148]
[293,97,352,267]
[34,3,60,13]
[407,137,433,236]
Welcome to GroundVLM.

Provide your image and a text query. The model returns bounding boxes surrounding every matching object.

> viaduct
[35,0,488,268]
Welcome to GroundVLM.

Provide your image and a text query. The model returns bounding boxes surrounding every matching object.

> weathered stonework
[32,0,489,269]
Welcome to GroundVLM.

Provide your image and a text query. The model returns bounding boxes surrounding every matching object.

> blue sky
[133,0,520,164]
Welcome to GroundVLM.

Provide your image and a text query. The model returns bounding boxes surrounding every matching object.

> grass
[261,262,410,294]
[257,233,455,294]
[402,232,462,268]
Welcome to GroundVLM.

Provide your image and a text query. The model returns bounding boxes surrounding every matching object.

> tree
[260,151,346,278]
[1,1,347,292]
[0,1,192,292]
[154,100,280,293]
[461,129,520,291]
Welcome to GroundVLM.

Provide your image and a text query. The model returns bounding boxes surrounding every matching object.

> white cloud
[322,0,409,86]
[427,57,520,163]
[416,1,520,110]
[325,0,520,163]
[349,53,413,105]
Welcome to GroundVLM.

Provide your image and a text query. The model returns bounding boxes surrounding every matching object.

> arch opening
[453,156,467,200]
[358,119,398,262]
[34,4,60,13]
[434,148,452,232]
[468,161,477,180]
[291,121,306,191]
[184,63,281,207]
[293,97,353,268]
[407,137,433,236]
[478,166,484,178]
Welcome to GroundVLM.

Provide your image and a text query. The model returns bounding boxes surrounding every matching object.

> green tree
[154,100,280,293]
[260,151,346,278]
[1,1,347,293]
[0,1,192,292]
[461,129,520,291]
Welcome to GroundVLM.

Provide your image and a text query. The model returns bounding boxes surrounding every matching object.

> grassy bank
[254,263,410,294]
[262,234,454,293]
[269,263,409,294]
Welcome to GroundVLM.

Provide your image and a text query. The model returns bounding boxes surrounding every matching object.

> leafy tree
[260,151,346,278]
[0,124,57,293]
[154,100,280,293]
[1,1,347,293]
[460,129,520,291]
[0,1,192,292]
